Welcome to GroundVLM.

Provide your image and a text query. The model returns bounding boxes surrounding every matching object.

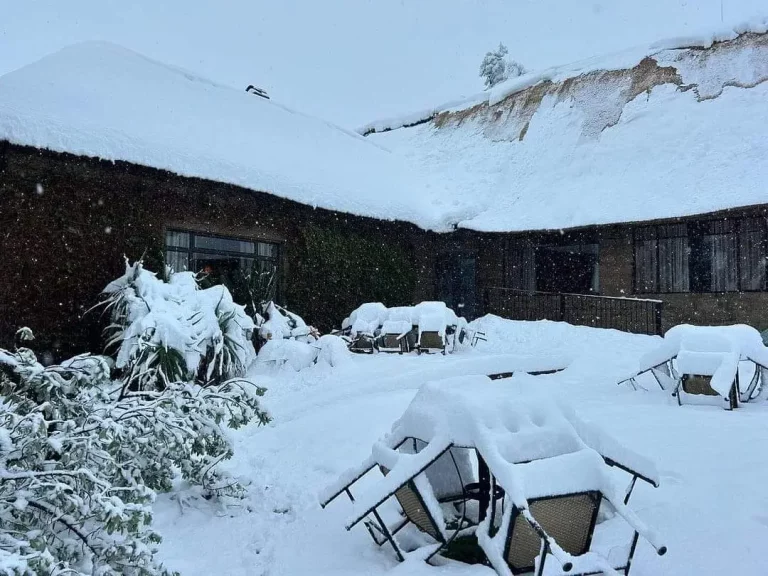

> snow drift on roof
[369,25,768,232]
[0,42,451,230]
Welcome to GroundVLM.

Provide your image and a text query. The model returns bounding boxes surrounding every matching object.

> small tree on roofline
[479,42,527,89]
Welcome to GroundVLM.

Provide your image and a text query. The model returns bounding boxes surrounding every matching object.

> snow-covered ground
[152,317,768,575]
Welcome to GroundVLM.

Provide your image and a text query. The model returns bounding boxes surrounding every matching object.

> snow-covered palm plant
[101,260,256,393]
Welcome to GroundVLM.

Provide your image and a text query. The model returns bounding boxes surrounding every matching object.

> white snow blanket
[638,324,768,396]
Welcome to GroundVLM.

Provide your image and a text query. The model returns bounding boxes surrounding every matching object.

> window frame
[633,217,767,295]
[164,228,280,277]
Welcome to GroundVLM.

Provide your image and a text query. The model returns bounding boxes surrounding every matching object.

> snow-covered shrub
[257,338,319,371]
[101,260,256,392]
[479,42,527,89]
[316,335,351,367]
[0,331,269,575]
[258,301,317,343]
[0,346,170,576]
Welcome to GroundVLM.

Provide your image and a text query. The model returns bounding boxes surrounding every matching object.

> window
[506,241,536,291]
[164,229,279,284]
[634,217,767,294]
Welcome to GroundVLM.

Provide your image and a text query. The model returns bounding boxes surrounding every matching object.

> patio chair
[417,313,448,355]
[378,320,413,354]
[504,492,600,574]
[361,465,474,563]
[675,372,739,410]
[348,333,377,354]
[501,490,655,576]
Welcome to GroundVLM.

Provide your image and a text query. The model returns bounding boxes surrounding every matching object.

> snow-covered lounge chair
[320,377,666,573]
[378,320,413,354]
[618,324,768,410]
[416,311,448,354]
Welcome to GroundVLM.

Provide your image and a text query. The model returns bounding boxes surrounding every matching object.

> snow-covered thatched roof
[0,42,450,230]
[368,20,768,233]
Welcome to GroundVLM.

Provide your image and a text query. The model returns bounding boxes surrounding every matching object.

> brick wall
[0,144,434,357]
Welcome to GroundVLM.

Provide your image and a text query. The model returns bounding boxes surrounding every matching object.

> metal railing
[482,287,663,336]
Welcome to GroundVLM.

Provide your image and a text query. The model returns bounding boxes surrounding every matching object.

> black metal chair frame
[619,355,767,410]
[503,490,602,576]
[349,332,378,354]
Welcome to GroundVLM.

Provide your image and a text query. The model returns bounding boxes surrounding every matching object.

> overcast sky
[1,0,763,127]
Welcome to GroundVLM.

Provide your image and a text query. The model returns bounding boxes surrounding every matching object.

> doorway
[436,254,477,320]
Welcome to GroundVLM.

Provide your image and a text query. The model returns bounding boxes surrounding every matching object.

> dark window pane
[634,239,657,293]
[708,234,738,292]
[740,228,766,291]
[194,234,255,254]
[659,236,689,292]
[166,230,190,248]
[507,242,536,291]
[257,242,278,259]
[165,250,190,272]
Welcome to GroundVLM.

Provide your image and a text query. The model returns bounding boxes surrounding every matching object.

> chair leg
[535,540,549,576]
[624,531,640,575]
[371,509,405,562]
[623,475,638,505]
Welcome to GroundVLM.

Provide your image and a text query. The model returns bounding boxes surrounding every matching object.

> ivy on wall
[286,225,417,331]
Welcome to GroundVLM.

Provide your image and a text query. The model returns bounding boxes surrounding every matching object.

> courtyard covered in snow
[151,316,768,575]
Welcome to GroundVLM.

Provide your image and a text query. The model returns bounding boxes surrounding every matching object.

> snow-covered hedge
[102,260,256,391]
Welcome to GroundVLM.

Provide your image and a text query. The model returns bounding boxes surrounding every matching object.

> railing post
[559,293,566,322]
[654,300,663,336]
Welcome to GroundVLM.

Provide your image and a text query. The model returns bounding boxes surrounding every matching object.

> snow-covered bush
[0,329,269,575]
[258,301,317,343]
[479,42,527,89]
[0,345,170,576]
[102,260,256,392]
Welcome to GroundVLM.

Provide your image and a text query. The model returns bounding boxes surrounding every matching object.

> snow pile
[258,302,313,342]
[0,42,449,230]
[103,260,256,385]
[328,376,664,572]
[637,324,768,396]
[343,302,389,336]
[257,334,350,371]
[371,28,768,232]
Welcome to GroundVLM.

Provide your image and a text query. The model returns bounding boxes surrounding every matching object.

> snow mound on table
[331,376,664,571]
[0,41,449,230]
[342,302,467,335]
